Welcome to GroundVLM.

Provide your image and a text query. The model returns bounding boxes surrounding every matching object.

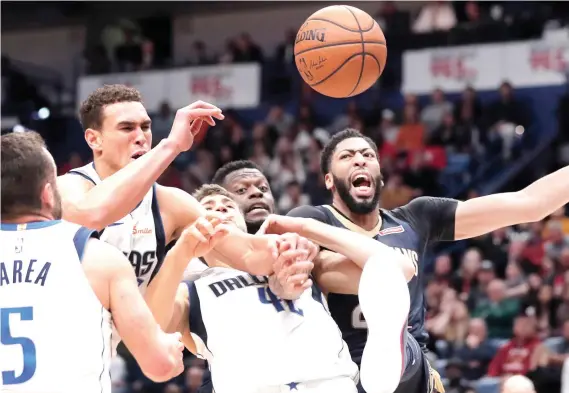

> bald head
[502,375,535,393]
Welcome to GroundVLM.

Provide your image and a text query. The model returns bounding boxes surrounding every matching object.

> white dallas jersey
[69,163,166,293]
[0,220,112,393]
[187,266,358,393]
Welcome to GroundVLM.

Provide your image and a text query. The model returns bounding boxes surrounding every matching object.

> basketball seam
[309,53,363,87]
[294,41,385,57]
[307,17,376,33]
[344,5,365,97]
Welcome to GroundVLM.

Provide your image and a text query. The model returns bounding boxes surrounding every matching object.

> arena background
[2,1,569,393]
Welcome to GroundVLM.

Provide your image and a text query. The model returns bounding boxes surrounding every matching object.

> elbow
[141,355,179,382]
[65,207,107,231]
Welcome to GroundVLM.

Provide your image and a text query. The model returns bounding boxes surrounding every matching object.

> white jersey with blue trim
[186,266,358,393]
[0,220,112,393]
[68,163,166,293]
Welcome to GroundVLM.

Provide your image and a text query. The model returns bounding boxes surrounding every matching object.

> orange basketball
[294,5,387,98]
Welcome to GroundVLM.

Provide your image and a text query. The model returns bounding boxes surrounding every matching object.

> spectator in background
[152,101,175,146]
[468,260,497,310]
[473,279,520,339]
[455,318,496,380]
[188,41,213,66]
[471,227,510,278]
[380,172,416,209]
[395,103,425,151]
[487,315,542,380]
[431,254,453,288]
[421,88,453,134]
[140,39,155,70]
[277,180,310,214]
[266,105,294,135]
[234,33,264,63]
[545,221,569,261]
[115,29,143,71]
[219,38,238,63]
[58,151,85,175]
[453,248,482,303]
[164,383,182,393]
[430,111,472,154]
[184,365,204,393]
[267,137,305,194]
[504,262,529,300]
[486,81,528,160]
[275,29,296,66]
[412,0,457,33]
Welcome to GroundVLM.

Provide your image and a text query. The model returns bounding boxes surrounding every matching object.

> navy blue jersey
[288,196,458,365]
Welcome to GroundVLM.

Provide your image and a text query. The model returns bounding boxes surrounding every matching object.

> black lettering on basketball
[295,28,326,44]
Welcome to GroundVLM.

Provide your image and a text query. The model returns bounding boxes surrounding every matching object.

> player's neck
[331,197,380,232]
[2,213,54,224]
[92,157,118,180]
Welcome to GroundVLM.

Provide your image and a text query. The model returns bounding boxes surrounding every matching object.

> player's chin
[245,209,270,222]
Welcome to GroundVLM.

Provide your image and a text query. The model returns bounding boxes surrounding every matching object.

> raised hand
[173,214,230,261]
[168,100,225,152]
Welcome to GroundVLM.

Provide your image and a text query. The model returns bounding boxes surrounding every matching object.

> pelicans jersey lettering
[186,267,358,393]
[69,163,166,293]
[0,220,112,393]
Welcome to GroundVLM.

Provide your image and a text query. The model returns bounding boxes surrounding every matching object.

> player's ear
[324,173,334,190]
[85,128,103,152]
[41,181,55,212]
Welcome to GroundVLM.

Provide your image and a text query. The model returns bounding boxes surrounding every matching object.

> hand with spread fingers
[169,100,225,153]
[268,232,319,300]
[172,214,230,261]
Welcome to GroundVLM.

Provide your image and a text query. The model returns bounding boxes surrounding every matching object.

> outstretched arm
[260,215,415,280]
[162,187,279,275]
[454,165,569,239]
[59,102,223,230]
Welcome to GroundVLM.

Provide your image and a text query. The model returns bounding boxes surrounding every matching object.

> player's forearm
[145,247,188,329]
[72,139,180,230]
[298,218,396,269]
[209,230,275,275]
[521,165,569,220]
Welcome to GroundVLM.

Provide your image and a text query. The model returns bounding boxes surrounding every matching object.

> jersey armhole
[66,170,97,185]
[73,227,100,262]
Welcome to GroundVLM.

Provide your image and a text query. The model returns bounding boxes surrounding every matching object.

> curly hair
[79,84,143,130]
[320,128,378,174]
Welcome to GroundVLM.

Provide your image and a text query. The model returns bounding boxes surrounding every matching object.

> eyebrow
[117,120,152,128]
[338,148,375,155]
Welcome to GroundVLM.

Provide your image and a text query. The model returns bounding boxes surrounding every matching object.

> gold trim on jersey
[322,205,382,237]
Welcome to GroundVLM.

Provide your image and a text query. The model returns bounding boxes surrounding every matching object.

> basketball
[294,5,387,98]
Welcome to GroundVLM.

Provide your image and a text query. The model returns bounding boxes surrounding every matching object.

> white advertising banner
[77,63,261,111]
[403,39,569,94]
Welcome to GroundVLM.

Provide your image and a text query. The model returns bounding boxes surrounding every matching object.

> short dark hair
[79,84,143,130]
[211,160,264,185]
[320,128,378,174]
[193,184,234,202]
[1,131,53,218]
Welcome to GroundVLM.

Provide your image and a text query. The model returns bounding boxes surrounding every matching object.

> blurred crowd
[4,2,569,393]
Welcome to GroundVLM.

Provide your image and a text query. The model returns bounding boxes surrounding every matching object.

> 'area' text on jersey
[0,259,52,286]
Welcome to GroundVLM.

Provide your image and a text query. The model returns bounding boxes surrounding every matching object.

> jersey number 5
[1,307,37,385]
[351,304,368,329]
